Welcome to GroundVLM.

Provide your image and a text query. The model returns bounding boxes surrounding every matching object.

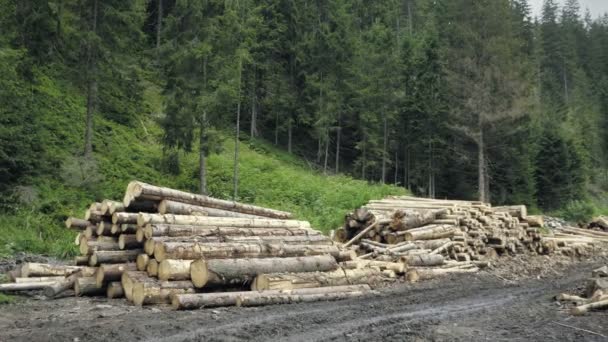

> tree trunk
[478,121,487,203]
[83,0,98,157]
[106,281,124,298]
[43,271,84,298]
[147,259,159,277]
[250,69,257,138]
[382,114,388,184]
[120,271,148,301]
[274,111,279,145]
[65,217,90,230]
[403,225,458,241]
[199,111,208,195]
[253,267,383,291]
[79,236,120,255]
[0,282,57,292]
[236,289,369,307]
[21,263,95,278]
[335,126,341,174]
[287,119,292,153]
[137,214,309,229]
[124,181,293,219]
[172,285,372,310]
[154,242,340,262]
[89,250,142,266]
[401,254,444,266]
[190,255,339,288]
[156,0,162,54]
[390,209,447,230]
[144,225,319,239]
[75,276,105,296]
[112,212,139,224]
[132,279,195,306]
[118,234,140,250]
[323,130,329,175]
[137,254,149,271]
[233,56,242,200]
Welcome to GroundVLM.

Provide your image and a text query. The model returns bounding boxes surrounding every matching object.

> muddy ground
[0,255,607,342]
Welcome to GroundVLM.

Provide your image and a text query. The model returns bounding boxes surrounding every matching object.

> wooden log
[112,212,139,225]
[571,299,608,315]
[21,263,95,278]
[15,276,64,283]
[43,271,83,297]
[121,271,148,301]
[158,259,193,281]
[83,226,96,239]
[589,216,608,230]
[145,236,221,255]
[402,254,444,266]
[89,250,142,266]
[222,235,333,245]
[79,236,120,255]
[154,242,340,262]
[137,213,310,229]
[253,267,383,291]
[341,260,405,273]
[159,200,266,218]
[110,224,122,235]
[118,234,141,250]
[132,278,195,306]
[344,220,387,248]
[101,200,122,215]
[121,224,138,234]
[190,255,339,288]
[236,290,369,307]
[493,205,527,219]
[95,263,137,288]
[74,277,105,296]
[404,225,458,241]
[74,255,90,266]
[172,285,372,310]
[137,254,150,271]
[107,281,124,298]
[65,217,89,230]
[119,200,159,214]
[334,228,348,242]
[525,215,544,227]
[0,282,56,291]
[124,181,293,218]
[85,209,106,223]
[144,225,317,239]
[406,267,479,282]
[96,221,115,236]
[147,259,159,277]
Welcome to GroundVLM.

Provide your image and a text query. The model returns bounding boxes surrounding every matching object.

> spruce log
[190,255,339,288]
[253,267,383,291]
[121,224,138,234]
[6,268,21,282]
[145,236,221,255]
[236,290,368,307]
[132,279,195,306]
[144,224,317,239]
[158,259,193,281]
[112,212,139,224]
[89,250,142,266]
[107,282,124,298]
[110,224,122,235]
[121,271,149,301]
[84,226,96,239]
[95,263,137,288]
[101,200,122,215]
[493,205,527,219]
[79,236,120,255]
[172,285,372,310]
[96,221,115,236]
[124,181,293,218]
[222,235,332,245]
[341,260,405,273]
[406,267,479,282]
[85,209,106,223]
[571,299,608,315]
[75,277,105,296]
[65,217,89,230]
[159,200,266,218]
[137,254,150,271]
[74,256,90,265]
[147,259,159,277]
[43,271,83,297]
[118,234,141,250]
[0,282,56,291]
[137,213,309,229]
[402,254,445,266]
[154,242,340,262]
[404,225,458,241]
[525,215,544,227]
[21,263,95,278]
[15,276,64,283]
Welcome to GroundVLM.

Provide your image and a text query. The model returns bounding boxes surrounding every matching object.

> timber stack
[335,196,608,281]
[1,181,379,309]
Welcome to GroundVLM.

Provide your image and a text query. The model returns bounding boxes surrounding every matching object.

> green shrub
[559,200,597,225]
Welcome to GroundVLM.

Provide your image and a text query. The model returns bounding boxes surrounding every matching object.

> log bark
[74,256,90,266]
[118,234,141,250]
[401,254,445,266]
[571,299,608,315]
[159,200,265,218]
[89,250,142,266]
[158,259,193,281]
[95,263,137,288]
[253,267,383,291]
[74,277,105,296]
[525,215,544,227]
[121,224,138,234]
[190,255,339,288]
[79,236,120,255]
[43,270,83,297]
[65,217,89,230]
[145,236,221,255]
[341,260,405,273]
[85,209,106,223]
[493,205,527,219]
[95,221,115,236]
[123,181,293,219]
[137,213,310,229]
[406,267,479,282]
[15,276,64,283]
[390,209,447,231]
[236,290,368,307]
[121,271,148,301]
[144,225,317,239]
[101,200,122,215]
[21,263,95,278]
[106,281,124,298]
[222,235,332,245]
[112,212,139,225]
[172,285,372,310]
[404,225,458,241]
[0,282,56,291]
[154,242,340,262]
[132,278,195,306]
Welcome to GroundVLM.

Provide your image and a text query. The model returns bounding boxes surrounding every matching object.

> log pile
[335,196,608,281]
[556,266,608,315]
[1,181,377,309]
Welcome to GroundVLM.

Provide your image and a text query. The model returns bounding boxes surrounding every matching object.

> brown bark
[123,181,293,219]
[158,200,265,218]
[144,224,318,239]
[137,213,309,229]
[0,282,57,291]
[401,254,445,266]
[112,212,139,225]
[190,255,339,288]
[89,250,142,266]
[253,267,383,291]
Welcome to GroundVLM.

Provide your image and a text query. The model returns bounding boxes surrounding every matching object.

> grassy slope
[0,77,405,258]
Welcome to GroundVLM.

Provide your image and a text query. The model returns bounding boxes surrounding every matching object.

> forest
[1,0,608,217]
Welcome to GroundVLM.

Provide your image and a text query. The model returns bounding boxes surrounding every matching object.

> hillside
[0,80,403,258]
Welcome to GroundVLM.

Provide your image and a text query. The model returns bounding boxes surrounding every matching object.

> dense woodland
[1,0,608,212]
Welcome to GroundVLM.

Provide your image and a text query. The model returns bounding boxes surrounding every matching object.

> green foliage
[559,200,597,225]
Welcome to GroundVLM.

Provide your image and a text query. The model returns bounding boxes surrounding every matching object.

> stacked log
[336,196,608,282]
[556,266,608,315]
[1,181,378,309]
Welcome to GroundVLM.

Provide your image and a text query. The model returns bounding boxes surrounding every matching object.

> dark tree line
[1,0,607,211]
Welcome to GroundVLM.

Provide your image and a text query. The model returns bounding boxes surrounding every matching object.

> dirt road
[0,256,606,342]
